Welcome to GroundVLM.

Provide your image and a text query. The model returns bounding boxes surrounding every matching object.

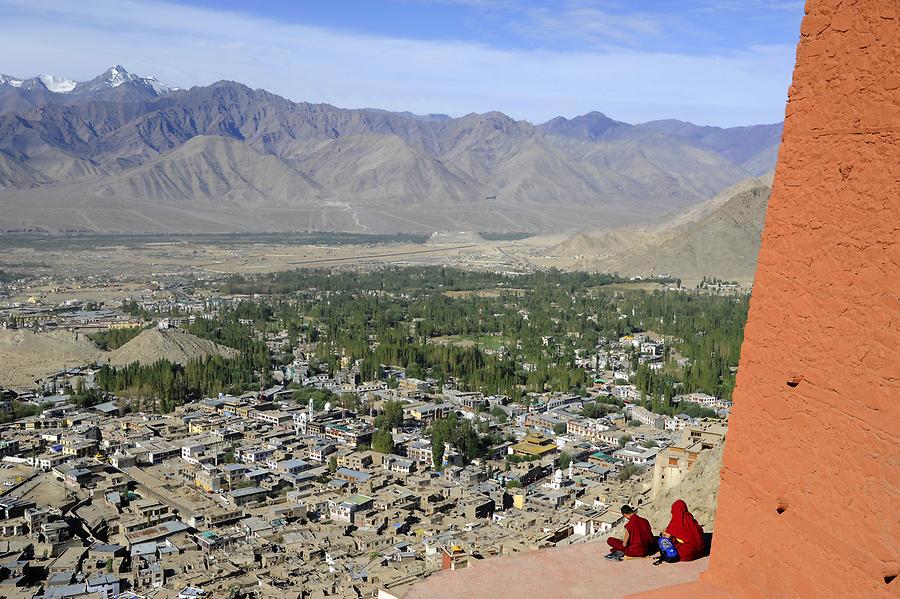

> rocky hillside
[644,443,725,533]
[105,328,239,366]
[0,329,102,388]
[0,66,782,234]
[544,176,773,282]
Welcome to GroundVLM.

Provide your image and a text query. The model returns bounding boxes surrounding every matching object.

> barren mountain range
[0,66,782,234]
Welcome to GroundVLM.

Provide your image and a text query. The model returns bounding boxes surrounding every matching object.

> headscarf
[665,499,705,548]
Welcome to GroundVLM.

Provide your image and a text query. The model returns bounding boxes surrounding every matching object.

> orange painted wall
[650,1,900,597]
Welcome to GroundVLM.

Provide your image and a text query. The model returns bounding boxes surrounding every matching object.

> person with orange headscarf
[660,499,706,561]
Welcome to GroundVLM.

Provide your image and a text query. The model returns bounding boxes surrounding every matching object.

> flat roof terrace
[401,542,707,599]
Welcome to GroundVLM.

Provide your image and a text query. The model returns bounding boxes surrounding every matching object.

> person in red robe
[606,505,656,557]
[660,499,706,561]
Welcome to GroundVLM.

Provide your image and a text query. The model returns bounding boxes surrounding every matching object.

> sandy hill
[548,233,599,257]
[0,329,101,388]
[545,175,772,282]
[105,328,239,366]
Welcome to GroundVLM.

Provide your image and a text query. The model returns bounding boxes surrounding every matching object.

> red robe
[623,513,655,556]
[665,499,706,561]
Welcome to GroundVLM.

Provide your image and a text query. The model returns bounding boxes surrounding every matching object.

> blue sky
[0,0,804,126]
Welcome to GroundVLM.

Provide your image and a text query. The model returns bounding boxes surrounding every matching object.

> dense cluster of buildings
[0,285,731,597]
[0,362,726,599]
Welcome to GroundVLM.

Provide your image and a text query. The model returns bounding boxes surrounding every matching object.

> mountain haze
[0,66,782,234]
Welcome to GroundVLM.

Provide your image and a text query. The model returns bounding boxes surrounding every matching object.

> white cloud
[0,0,793,126]
[513,3,664,46]
[698,0,804,13]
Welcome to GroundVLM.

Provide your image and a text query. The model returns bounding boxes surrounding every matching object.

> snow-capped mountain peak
[141,75,174,95]
[38,74,77,93]
[0,74,47,91]
[0,74,24,88]
[68,65,175,97]
[103,65,138,88]
[2,66,176,97]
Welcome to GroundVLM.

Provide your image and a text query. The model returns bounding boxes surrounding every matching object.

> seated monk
[660,499,706,561]
[606,505,655,557]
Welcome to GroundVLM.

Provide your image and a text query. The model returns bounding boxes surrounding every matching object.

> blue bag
[657,536,680,563]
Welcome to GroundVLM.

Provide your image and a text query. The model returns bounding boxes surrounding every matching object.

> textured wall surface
[648,1,899,597]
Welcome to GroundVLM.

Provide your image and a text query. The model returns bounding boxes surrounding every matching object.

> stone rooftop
[401,542,707,599]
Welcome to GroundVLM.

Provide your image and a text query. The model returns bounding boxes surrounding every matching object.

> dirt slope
[105,328,239,366]
[0,329,102,388]
[544,176,772,282]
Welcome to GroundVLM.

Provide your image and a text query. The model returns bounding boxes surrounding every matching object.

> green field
[428,334,511,350]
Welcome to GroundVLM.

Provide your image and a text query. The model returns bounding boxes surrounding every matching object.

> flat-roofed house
[511,433,557,458]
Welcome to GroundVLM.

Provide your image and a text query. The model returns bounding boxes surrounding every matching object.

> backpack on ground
[657,536,680,563]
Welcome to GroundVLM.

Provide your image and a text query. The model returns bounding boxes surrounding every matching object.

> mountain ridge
[0,65,783,234]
